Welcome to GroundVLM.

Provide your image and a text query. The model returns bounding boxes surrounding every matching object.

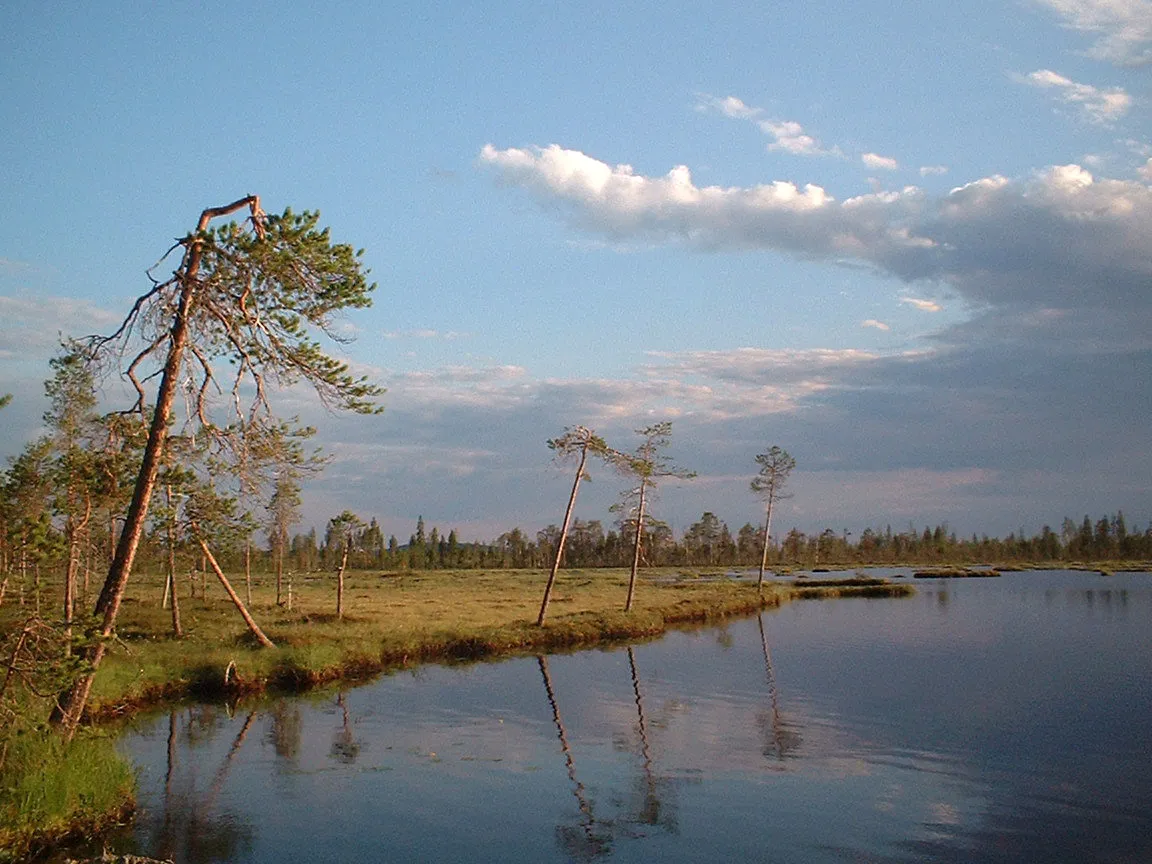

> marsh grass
[0,728,134,862]
[912,567,1002,578]
[1,567,909,721]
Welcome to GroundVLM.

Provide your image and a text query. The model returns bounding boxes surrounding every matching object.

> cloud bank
[480,145,1152,331]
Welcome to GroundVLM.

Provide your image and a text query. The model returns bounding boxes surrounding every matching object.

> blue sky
[2,0,1150,541]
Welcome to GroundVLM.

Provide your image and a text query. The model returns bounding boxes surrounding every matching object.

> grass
[912,567,1002,578]
[0,728,135,862]
[66,567,916,715]
[0,565,912,858]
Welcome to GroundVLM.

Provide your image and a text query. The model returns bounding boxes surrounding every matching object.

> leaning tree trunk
[197,538,275,648]
[51,196,263,739]
[537,443,589,626]
[757,494,776,590]
[624,481,648,612]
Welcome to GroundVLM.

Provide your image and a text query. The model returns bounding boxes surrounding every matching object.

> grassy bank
[0,730,135,862]
[1,567,910,859]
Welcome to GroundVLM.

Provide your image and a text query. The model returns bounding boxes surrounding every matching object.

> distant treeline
[3,479,1146,589]
[266,511,1147,572]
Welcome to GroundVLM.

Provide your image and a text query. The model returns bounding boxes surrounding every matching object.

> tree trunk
[336,544,349,619]
[197,538,275,648]
[165,487,183,638]
[757,495,775,589]
[537,444,588,626]
[52,196,262,738]
[625,481,648,612]
[62,498,92,655]
[275,536,284,606]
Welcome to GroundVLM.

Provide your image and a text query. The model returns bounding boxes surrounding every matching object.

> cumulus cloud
[1025,68,1132,122]
[1139,157,1152,179]
[862,152,899,171]
[920,165,949,176]
[1034,0,1152,66]
[862,319,891,330]
[900,297,942,312]
[481,145,1152,327]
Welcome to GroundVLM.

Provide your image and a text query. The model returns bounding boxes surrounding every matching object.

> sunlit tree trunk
[336,544,349,620]
[52,198,261,738]
[757,495,776,589]
[625,480,648,612]
[537,442,589,626]
[197,537,275,648]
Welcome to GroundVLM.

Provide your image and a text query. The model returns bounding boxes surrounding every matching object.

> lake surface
[109,569,1152,863]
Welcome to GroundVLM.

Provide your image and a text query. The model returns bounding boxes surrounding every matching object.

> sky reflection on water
[112,570,1152,863]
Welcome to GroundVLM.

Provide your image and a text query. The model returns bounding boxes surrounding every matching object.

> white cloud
[481,145,1152,324]
[696,94,840,157]
[697,94,762,120]
[862,153,899,171]
[1139,157,1152,179]
[1034,0,1152,66]
[759,119,839,157]
[1025,68,1132,123]
[862,319,891,330]
[919,165,949,176]
[900,297,942,312]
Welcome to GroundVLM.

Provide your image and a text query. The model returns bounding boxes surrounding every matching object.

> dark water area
[104,570,1152,863]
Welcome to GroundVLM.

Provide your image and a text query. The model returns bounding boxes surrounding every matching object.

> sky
[1,0,1150,543]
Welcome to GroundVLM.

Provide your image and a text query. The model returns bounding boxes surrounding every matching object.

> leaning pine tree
[751,446,795,589]
[536,426,620,626]
[615,422,694,612]
[51,196,383,738]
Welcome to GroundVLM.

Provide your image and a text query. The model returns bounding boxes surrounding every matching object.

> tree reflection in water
[148,706,255,864]
[757,614,801,762]
[624,646,679,836]
[267,699,302,764]
[538,655,615,861]
[329,690,362,764]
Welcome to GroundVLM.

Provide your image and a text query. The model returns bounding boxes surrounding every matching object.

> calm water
[109,570,1152,863]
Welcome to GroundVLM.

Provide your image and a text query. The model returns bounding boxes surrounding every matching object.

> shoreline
[6,573,913,860]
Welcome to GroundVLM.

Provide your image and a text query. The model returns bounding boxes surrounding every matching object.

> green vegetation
[0,729,134,861]
[14,567,909,717]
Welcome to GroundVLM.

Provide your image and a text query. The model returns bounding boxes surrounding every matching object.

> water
[111,570,1152,863]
